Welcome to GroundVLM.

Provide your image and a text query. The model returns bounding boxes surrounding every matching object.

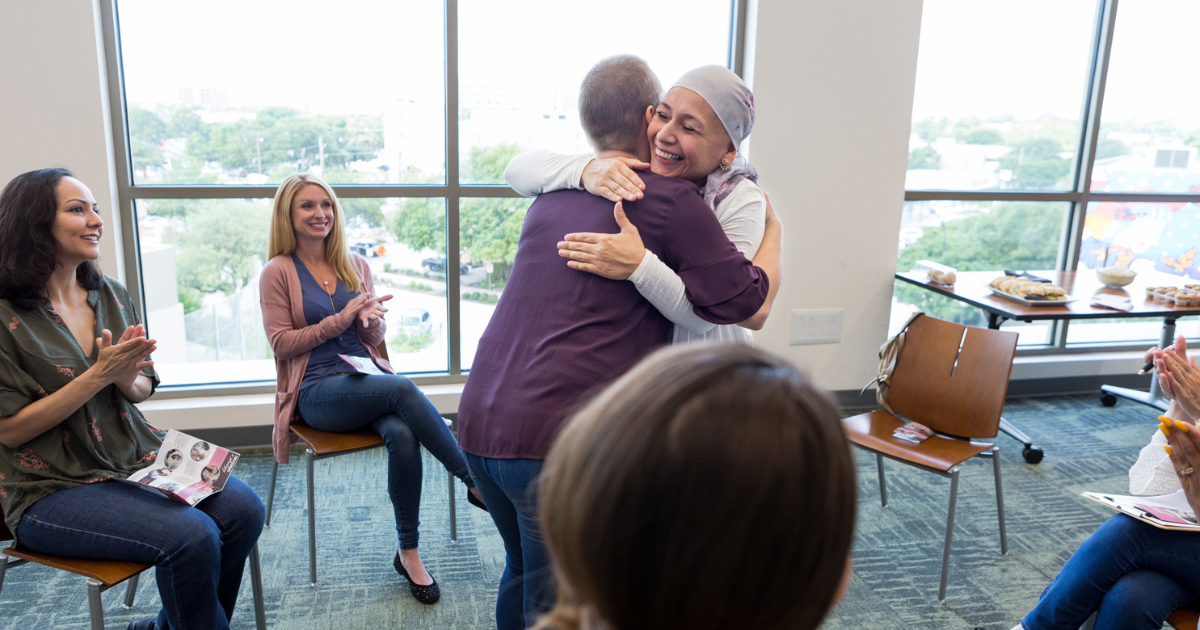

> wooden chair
[1168,606,1200,630]
[262,342,459,587]
[843,314,1017,603]
[0,502,266,630]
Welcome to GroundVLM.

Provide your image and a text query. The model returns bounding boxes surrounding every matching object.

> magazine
[340,353,386,375]
[118,429,240,506]
[1082,490,1200,532]
[893,421,935,444]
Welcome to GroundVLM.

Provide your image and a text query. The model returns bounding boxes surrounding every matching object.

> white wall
[746,0,925,391]
[0,0,124,280]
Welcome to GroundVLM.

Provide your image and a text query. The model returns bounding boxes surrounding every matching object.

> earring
[719,160,730,171]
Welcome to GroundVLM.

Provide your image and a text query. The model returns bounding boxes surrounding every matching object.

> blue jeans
[298,373,473,550]
[464,453,554,630]
[1023,514,1200,630]
[17,477,264,630]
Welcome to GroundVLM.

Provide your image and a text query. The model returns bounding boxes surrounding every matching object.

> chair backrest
[886,315,1018,439]
[377,341,390,363]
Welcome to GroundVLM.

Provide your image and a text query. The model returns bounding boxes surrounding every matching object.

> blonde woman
[260,173,480,605]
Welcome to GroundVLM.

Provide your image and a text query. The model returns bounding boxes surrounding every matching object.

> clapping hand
[1164,419,1200,514]
[340,293,393,329]
[1153,335,1200,420]
[94,325,156,390]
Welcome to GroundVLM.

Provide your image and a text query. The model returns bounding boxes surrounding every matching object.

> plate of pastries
[988,275,1074,306]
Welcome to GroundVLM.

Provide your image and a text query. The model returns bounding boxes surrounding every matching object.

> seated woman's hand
[1160,348,1200,420]
[339,293,393,329]
[558,201,646,280]
[1165,419,1200,514]
[582,157,649,203]
[93,327,156,388]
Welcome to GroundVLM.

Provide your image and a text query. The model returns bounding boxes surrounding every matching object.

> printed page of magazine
[1082,490,1200,532]
[119,429,240,506]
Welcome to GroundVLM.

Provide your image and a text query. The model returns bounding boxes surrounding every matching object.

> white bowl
[1096,267,1136,288]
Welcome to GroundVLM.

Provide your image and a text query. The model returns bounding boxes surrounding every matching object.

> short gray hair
[578,55,662,154]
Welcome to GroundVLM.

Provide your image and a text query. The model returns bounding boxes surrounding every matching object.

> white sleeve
[503,150,591,197]
[625,181,766,336]
[628,250,715,335]
[715,180,766,258]
[1129,429,1182,495]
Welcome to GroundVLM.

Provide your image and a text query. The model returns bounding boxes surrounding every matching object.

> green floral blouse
[0,277,162,538]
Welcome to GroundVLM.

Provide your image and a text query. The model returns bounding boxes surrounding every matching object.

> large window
[106,0,740,387]
[896,0,1200,349]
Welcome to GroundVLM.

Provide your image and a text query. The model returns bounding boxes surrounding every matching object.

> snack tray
[988,287,1075,307]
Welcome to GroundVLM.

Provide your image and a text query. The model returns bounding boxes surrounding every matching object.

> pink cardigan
[260,254,393,464]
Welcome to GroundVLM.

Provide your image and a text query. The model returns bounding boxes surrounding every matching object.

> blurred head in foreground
[536,343,857,630]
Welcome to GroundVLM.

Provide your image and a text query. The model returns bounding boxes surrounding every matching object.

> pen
[1138,361,1155,375]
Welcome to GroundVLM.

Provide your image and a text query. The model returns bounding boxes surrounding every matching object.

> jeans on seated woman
[297,372,471,550]
[18,478,265,630]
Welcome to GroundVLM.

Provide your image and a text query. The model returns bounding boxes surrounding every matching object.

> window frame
[98,0,748,393]
[903,0,1200,355]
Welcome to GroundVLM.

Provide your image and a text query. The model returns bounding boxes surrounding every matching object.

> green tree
[389,144,530,277]
[963,128,1004,145]
[913,117,948,142]
[176,201,271,294]
[1001,137,1070,189]
[128,106,168,172]
[1095,138,1131,160]
[908,146,941,170]
[894,202,1064,322]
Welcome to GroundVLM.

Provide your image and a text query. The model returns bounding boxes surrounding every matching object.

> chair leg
[306,448,317,587]
[0,554,9,596]
[449,471,457,544]
[992,446,1008,556]
[876,453,888,508]
[938,469,960,604]
[122,571,140,609]
[87,579,105,630]
[265,459,279,527]
[250,543,267,630]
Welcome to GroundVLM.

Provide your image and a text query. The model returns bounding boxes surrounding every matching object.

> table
[896,270,1200,462]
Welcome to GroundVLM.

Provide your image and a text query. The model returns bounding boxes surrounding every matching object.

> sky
[116,0,731,115]
[909,0,1200,131]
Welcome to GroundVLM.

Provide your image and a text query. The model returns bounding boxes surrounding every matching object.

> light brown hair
[578,55,662,154]
[535,343,857,630]
[267,173,361,292]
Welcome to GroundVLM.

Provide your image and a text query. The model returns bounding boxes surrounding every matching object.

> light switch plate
[790,309,843,345]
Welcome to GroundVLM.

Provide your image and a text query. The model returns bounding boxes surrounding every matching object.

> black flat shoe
[393,554,440,605]
[126,618,156,630]
[467,488,489,512]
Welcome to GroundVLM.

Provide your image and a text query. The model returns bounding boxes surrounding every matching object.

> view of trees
[128,105,384,183]
[895,202,1064,323]
[389,144,532,282]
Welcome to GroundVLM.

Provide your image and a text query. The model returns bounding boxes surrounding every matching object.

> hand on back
[582,157,649,203]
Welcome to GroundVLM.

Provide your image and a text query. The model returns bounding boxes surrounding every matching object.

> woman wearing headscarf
[504,65,781,343]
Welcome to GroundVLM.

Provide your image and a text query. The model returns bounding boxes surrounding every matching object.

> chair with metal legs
[844,313,1017,603]
[261,341,459,587]
[0,503,267,630]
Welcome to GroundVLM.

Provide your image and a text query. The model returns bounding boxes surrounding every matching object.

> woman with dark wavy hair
[0,168,264,630]
[534,343,857,630]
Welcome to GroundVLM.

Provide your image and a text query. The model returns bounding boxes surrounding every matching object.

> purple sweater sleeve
[661,186,769,325]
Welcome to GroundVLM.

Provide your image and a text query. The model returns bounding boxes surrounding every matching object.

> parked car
[352,241,384,257]
[420,257,469,274]
[398,307,432,336]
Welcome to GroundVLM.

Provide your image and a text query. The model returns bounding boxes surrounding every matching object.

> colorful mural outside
[1082,168,1200,278]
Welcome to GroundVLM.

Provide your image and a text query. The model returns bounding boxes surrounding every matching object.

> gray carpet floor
[0,394,1176,629]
